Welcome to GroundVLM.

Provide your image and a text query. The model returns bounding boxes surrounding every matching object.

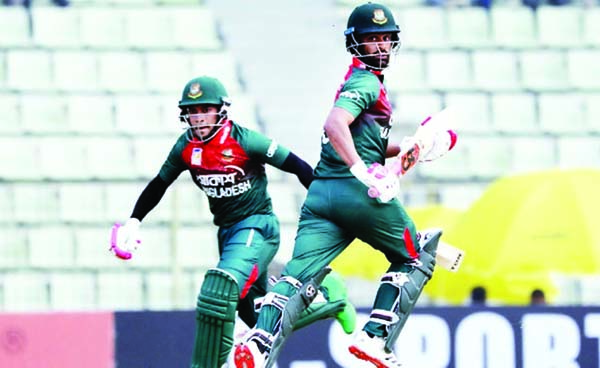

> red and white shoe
[348,331,402,368]
[233,329,272,368]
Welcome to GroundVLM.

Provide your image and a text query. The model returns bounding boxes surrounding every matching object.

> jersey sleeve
[334,72,380,118]
[240,127,291,168]
[158,135,188,185]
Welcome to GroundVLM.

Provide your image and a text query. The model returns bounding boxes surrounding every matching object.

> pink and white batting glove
[412,116,458,163]
[110,218,142,260]
[350,161,401,203]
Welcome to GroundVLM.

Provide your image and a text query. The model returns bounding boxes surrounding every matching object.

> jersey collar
[351,57,383,76]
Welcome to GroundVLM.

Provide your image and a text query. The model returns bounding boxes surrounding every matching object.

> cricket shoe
[233,329,273,368]
[321,272,357,334]
[348,330,402,368]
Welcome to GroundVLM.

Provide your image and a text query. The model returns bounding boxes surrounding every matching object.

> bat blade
[435,241,465,272]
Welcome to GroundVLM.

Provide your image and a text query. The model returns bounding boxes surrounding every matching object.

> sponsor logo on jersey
[191,147,202,166]
[196,170,252,198]
[221,148,234,162]
[380,126,391,139]
[372,9,388,25]
[266,141,278,158]
[339,90,361,101]
[202,180,252,198]
[187,82,203,99]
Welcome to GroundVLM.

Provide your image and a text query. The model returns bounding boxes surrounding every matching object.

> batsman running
[234,3,456,368]
[110,76,356,368]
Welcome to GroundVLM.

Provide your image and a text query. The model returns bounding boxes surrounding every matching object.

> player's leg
[191,214,279,368]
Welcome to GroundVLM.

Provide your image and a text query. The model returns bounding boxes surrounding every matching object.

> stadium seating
[1,1,599,311]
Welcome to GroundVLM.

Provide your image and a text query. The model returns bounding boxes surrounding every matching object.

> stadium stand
[0,0,599,311]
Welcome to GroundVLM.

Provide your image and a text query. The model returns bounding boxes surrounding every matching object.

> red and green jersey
[315,57,393,178]
[159,120,290,227]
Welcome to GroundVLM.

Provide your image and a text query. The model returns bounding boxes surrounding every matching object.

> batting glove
[350,161,401,203]
[110,218,142,260]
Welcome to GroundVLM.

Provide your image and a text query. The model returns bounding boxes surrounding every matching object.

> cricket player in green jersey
[234,3,451,368]
[110,76,356,368]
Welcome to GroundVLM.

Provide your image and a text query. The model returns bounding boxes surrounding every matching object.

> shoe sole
[234,344,255,368]
[348,345,393,368]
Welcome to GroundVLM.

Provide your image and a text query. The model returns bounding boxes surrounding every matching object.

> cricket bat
[436,241,465,272]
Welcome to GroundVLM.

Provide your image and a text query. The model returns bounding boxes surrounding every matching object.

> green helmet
[178,76,231,108]
[344,2,400,38]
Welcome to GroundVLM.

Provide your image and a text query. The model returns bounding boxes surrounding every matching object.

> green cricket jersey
[159,120,290,227]
[315,57,393,178]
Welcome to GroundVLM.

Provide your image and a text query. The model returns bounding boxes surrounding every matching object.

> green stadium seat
[0,137,40,181]
[472,50,520,92]
[132,136,177,179]
[21,95,69,133]
[28,226,75,267]
[190,51,243,94]
[0,6,31,47]
[0,94,22,133]
[2,273,50,311]
[557,137,600,168]
[74,227,126,268]
[537,6,583,48]
[176,227,220,268]
[0,227,28,268]
[6,50,52,91]
[97,51,145,92]
[97,272,144,310]
[13,183,60,223]
[125,8,173,48]
[79,7,127,48]
[170,7,222,50]
[425,51,471,91]
[67,94,115,133]
[58,183,106,223]
[392,93,442,131]
[268,182,301,224]
[171,181,213,224]
[583,8,600,47]
[511,137,556,174]
[49,272,97,310]
[39,137,89,180]
[520,50,569,92]
[228,94,260,131]
[87,137,135,180]
[396,7,447,50]
[491,93,538,133]
[31,7,81,47]
[53,51,98,92]
[491,7,537,49]
[104,181,145,221]
[538,93,585,134]
[585,94,600,133]
[114,95,167,134]
[145,272,194,310]
[445,93,491,133]
[145,51,193,93]
[466,137,513,179]
[385,51,427,92]
[567,50,600,90]
[447,7,491,49]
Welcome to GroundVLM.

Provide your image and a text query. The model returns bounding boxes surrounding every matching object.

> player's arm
[279,152,314,189]
[323,106,362,167]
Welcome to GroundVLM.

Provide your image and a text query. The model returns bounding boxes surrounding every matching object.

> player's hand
[110,218,141,260]
[350,161,400,203]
